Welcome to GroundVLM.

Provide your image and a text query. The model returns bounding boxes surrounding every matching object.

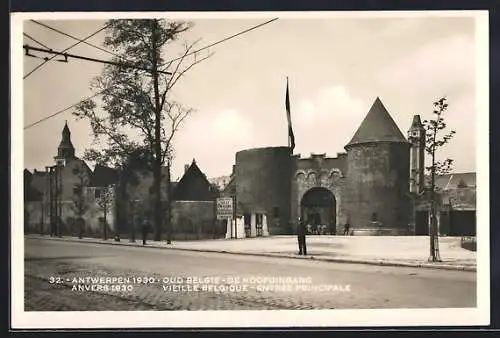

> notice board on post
[216,197,233,220]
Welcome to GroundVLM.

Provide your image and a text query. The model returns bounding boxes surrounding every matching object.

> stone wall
[344,142,411,234]
[235,147,292,235]
[24,198,115,237]
[291,153,347,233]
[171,201,223,240]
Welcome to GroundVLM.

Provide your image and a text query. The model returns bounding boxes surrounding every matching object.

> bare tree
[74,19,212,243]
[422,97,456,262]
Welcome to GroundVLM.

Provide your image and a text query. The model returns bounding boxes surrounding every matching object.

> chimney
[184,164,189,173]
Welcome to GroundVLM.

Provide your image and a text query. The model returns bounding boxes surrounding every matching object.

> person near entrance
[297,217,307,255]
[343,221,351,235]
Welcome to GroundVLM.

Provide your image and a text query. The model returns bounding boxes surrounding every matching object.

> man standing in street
[297,217,307,256]
[141,217,150,246]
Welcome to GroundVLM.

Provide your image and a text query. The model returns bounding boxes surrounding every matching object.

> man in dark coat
[141,217,150,245]
[343,221,351,235]
[297,217,307,255]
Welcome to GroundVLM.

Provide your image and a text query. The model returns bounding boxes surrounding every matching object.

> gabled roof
[172,159,216,201]
[89,164,119,187]
[346,97,408,148]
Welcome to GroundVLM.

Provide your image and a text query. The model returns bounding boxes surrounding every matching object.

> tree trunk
[103,202,108,241]
[151,20,163,241]
[429,121,441,262]
[151,19,163,242]
[166,163,172,244]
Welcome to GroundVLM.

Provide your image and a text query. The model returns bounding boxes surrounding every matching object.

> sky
[21,12,482,181]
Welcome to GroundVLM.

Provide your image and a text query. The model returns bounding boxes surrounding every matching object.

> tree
[422,97,456,262]
[96,186,115,240]
[74,19,212,243]
[72,166,89,238]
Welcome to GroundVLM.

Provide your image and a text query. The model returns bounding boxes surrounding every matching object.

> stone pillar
[225,219,233,239]
[250,213,257,237]
[236,216,246,238]
[262,214,269,236]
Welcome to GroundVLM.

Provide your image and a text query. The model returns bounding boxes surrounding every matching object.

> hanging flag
[285,77,295,152]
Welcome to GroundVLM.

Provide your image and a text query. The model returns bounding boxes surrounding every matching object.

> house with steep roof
[168,159,224,239]
[24,122,117,237]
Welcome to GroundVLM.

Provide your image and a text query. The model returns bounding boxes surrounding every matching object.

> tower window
[371,212,378,222]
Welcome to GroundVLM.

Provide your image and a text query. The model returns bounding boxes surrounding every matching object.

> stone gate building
[223,97,476,237]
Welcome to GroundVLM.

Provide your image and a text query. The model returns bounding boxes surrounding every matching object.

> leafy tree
[74,19,212,243]
[422,97,456,262]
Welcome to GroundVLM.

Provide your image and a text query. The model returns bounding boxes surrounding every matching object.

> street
[24,238,476,311]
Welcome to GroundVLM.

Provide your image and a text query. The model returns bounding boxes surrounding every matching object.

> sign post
[217,197,234,238]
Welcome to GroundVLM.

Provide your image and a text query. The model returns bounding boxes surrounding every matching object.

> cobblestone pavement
[24,238,476,311]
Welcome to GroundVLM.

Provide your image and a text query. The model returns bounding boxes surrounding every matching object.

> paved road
[24,238,476,311]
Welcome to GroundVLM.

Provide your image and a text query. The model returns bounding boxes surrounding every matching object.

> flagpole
[286,76,290,149]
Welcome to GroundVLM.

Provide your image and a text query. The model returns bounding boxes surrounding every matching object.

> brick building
[225,97,476,237]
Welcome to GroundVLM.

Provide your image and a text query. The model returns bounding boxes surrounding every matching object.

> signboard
[216,197,234,220]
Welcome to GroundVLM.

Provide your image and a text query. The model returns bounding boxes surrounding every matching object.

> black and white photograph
[11,10,489,328]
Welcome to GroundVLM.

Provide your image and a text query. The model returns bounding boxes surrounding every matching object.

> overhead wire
[23,18,280,130]
[23,32,50,49]
[30,20,127,62]
[23,23,109,80]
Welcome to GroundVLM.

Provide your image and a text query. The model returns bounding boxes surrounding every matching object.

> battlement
[294,152,347,161]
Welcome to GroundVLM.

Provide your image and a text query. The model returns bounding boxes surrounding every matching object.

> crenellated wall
[290,153,347,233]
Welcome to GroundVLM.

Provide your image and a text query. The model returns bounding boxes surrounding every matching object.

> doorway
[300,187,336,234]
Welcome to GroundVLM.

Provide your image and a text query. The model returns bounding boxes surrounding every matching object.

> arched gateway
[300,187,336,235]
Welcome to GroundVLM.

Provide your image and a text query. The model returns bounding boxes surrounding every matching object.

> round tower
[235,146,292,235]
[343,98,411,235]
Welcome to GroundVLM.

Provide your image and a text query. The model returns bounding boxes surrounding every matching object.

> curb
[26,236,477,272]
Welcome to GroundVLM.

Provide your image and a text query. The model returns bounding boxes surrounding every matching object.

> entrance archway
[300,187,336,235]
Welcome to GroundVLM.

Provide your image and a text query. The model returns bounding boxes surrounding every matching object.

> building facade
[24,122,224,240]
[24,97,476,239]
[225,98,476,237]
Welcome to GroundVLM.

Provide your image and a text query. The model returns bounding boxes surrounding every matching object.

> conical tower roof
[409,114,424,130]
[56,120,76,160]
[345,97,407,148]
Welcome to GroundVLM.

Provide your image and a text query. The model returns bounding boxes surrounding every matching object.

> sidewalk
[25,234,477,272]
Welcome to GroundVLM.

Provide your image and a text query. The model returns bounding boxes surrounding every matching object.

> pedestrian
[141,217,150,245]
[297,217,307,256]
[329,219,336,235]
[343,221,351,236]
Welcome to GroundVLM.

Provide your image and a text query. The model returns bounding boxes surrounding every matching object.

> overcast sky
[21,13,482,180]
